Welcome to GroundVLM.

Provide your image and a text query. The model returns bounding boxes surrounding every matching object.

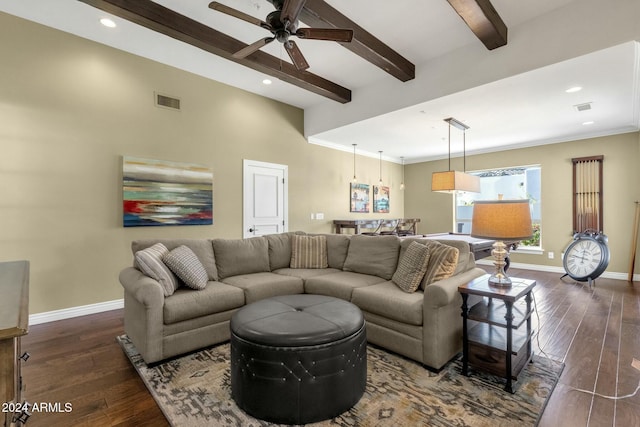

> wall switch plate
[316,213,324,220]
[548,252,554,259]
[310,213,315,220]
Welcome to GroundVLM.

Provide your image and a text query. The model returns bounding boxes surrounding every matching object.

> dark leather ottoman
[230,294,367,424]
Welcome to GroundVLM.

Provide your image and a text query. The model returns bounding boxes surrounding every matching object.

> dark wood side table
[1,261,30,426]
[458,274,536,393]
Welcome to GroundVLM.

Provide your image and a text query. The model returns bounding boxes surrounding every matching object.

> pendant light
[378,151,383,186]
[351,144,358,183]
[431,117,480,193]
[400,157,405,190]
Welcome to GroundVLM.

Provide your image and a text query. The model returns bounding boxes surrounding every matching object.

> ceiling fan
[209,0,354,71]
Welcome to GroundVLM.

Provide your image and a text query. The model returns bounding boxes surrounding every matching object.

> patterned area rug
[117,335,563,427]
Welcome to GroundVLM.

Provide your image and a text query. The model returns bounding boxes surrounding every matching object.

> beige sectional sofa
[119,232,484,370]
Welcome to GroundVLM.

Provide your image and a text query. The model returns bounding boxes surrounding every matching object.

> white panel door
[243,159,288,238]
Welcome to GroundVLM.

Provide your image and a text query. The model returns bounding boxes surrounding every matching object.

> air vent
[574,102,592,112]
[154,92,181,111]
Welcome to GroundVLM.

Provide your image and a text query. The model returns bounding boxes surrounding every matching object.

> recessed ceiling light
[100,18,116,28]
[565,86,582,93]
[582,121,595,125]
[262,79,272,85]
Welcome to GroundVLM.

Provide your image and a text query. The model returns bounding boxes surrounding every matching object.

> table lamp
[471,199,533,287]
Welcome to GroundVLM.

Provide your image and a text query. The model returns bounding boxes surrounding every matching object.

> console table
[458,274,535,393]
[333,218,420,234]
[1,261,30,426]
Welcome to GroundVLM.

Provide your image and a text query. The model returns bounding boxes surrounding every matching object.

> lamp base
[489,241,512,288]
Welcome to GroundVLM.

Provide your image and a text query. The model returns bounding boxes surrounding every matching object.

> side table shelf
[0,261,30,427]
[459,275,536,393]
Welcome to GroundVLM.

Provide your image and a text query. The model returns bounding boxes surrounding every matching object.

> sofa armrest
[119,267,165,308]
[423,267,486,309]
[119,267,166,364]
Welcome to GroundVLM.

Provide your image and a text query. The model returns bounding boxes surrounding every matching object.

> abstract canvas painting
[373,185,390,213]
[123,156,213,227]
[350,183,370,213]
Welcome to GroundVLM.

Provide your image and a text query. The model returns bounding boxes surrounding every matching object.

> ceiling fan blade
[233,37,275,59]
[209,2,271,30]
[280,0,306,29]
[284,40,310,71]
[295,28,353,43]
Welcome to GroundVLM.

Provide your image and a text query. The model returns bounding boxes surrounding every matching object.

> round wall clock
[562,230,610,286]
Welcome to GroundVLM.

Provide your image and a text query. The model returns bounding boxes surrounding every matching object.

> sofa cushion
[421,240,459,289]
[163,245,208,290]
[212,237,270,280]
[134,243,179,297]
[132,239,218,281]
[163,281,245,325]
[351,281,424,326]
[265,231,304,271]
[304,271,387,301]
[222,272,304,304]
[323,234,351,269]
[290,235,328,269]
[392,242,431,293]
[342,235,400,280]
[274,267,341,280]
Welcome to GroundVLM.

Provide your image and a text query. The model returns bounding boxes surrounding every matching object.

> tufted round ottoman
[230,294,367,424]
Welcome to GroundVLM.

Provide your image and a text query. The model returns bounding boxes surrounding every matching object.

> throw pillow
[392,242,431,293]
[135,243,179,296]
[290,235,328,269]
[163,245,209,290]
[421,240,459,289]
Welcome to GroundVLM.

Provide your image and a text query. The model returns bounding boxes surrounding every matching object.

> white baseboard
[475,259,640,282]
[29,299,124,326]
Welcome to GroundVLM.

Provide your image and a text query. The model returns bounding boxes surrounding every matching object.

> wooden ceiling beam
[445,0,507,50]
[78,0,351,103]
[300,0,415,82]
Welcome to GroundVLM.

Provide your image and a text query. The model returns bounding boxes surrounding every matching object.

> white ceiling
[1,0,639,163]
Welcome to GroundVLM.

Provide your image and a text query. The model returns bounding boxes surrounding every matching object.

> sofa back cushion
[343,235,400,280]
[212,236,270,279]
[324,234,351,269]
[131,239,218,281]
[265,231,305,270]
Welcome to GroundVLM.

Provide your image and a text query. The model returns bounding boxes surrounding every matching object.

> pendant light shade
[431,117,480,193]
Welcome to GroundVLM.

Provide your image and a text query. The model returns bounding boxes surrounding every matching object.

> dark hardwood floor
[17,267,640,426]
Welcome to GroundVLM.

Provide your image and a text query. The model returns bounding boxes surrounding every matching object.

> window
[455,165,541,249]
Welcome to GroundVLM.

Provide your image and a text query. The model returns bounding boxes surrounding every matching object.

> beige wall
[0,13,403,314]
[405,132,640,274]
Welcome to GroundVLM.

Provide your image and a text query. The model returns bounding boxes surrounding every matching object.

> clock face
[564,238,603,279]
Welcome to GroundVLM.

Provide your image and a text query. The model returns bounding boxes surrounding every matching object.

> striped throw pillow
[421,240,459,289]
[134,243,179,296]
[290,235,328,269]
[392,242,431,293]
[163,245,209,290]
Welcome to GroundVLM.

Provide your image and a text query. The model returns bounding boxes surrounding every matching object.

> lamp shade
[471,199,533,240]
[431,171,481,193]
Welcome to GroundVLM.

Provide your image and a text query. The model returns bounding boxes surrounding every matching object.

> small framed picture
[350,183,370,213]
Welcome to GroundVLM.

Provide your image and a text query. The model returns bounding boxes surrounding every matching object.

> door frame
[242,159,288,238]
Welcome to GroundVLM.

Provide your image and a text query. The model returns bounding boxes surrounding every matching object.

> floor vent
[574,102,592,112]
[155,92,181,111]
